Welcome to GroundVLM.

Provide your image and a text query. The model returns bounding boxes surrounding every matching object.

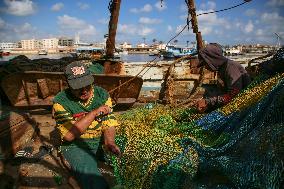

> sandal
[14,146,33,158]
[32,145,54,159]
[13,145,53,164]
[13,146,37,164]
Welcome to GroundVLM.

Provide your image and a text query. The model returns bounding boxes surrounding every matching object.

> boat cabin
[162,45,197,58]
[74,46,105,59]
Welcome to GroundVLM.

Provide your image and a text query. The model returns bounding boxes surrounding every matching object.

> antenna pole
[275,33,281,48]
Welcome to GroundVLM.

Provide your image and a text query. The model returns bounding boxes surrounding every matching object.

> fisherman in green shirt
[52,61,120,189]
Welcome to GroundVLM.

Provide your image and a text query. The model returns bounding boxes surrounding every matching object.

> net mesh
[108,49,284,189]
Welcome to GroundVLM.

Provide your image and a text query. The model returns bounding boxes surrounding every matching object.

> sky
[0,0,283,46]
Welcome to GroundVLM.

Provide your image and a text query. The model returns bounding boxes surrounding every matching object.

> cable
[108,0,252,100]
[197,1,248,17]
[166,22,191,47]
[166,1,251,46]
[108,56,160,94]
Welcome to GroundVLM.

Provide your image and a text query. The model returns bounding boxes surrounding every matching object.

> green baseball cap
[64,61,94,89]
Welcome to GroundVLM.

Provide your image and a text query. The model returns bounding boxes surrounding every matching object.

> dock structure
[124,47,155,54]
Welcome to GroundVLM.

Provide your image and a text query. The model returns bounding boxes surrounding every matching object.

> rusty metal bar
[106,0,121,58]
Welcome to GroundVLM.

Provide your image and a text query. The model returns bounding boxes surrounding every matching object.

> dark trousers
[60,138,109,189]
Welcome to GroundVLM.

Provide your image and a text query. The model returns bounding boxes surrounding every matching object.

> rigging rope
[108,0,252,103]
[167,0,251,45]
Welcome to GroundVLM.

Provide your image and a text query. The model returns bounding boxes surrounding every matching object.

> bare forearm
[75,111,97,132]
[63,110,98,141]
[63,105,111,142]
[206,87,240,108]
[104,126,116,143]
[104,126,121,156]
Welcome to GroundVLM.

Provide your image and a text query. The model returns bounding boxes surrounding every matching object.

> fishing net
[107,49,284,189]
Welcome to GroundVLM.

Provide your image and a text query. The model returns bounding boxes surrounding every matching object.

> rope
[166,23,190,47]
[108,56,160,94]
[169,0,252,106]
[159,55,195,105]
[247,52,275,68]
[107,0,252,101]
[166,0,251,46]
[197,1,249,16]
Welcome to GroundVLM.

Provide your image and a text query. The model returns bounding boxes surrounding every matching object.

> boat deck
[0,105,140,188]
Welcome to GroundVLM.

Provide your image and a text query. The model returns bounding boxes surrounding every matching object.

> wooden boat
[74,46,104,59]
[1,71,143,110]
[0,110,39,158]
[161,46,197,59]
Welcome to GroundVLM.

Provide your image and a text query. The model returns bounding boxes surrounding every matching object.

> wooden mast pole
[187,0,203,51]
[106,0,121,58]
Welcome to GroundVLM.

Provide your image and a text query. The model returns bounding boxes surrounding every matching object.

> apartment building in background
[0,42,19,49]
[58,37,74,47]
[21,39,41,50]
[42,38,59,49]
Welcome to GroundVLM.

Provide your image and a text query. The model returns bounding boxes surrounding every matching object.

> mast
[106,0,121,58]
[187,0,203,51]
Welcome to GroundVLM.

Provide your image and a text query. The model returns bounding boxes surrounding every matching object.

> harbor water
[0,53,264,66]
[0,53,162,63]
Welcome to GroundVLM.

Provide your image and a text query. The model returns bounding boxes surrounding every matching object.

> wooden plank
[1,72,143,109]
[37,79,50,99]
[21,80,31,105]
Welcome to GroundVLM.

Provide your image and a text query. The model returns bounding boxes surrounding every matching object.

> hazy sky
[0,0,283,46]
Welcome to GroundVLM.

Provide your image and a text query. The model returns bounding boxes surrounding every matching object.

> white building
[42,38,59,49]
[224,48,241,55]
[157,43,166,50]
[119,42,132,49]
[0,42,18,49]
[21,39,41,50]
[137,43,148,48]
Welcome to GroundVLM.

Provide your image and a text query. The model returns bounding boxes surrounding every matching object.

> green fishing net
[107,49,284,189]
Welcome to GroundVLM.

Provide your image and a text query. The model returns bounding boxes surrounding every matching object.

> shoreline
[1,52,268,65]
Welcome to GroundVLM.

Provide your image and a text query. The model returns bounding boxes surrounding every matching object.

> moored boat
[0,49,11,56]
[38,49,48,55]
[0,71,143,110]
[149,50,160,56]
[75,46,104,59]
[161,45,197,59]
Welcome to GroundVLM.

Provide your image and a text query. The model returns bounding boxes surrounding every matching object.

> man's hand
[105,142,121,157]
[96,105,112,116]
[195,99,208,113]
[104,127,121,157]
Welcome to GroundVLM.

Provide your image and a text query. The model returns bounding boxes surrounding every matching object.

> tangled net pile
[109,48,284,189]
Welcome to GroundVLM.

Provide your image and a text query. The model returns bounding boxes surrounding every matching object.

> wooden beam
[188,0,203,51]
[106,0,121,58]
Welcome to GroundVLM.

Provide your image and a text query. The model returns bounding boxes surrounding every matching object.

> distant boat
[149,50,160,56]
[74,46,104,59]
[113,52,121,59]
[38,49,48,55]
[224,48,242,56]
[119,50,128,55]
[0,49,11,56]
[162,46,197,59]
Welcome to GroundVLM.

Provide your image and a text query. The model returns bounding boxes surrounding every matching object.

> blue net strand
[109,48,284,189]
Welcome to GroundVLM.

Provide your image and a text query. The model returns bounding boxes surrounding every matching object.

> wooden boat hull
[1,71,143,110]
[0,111,39,158]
